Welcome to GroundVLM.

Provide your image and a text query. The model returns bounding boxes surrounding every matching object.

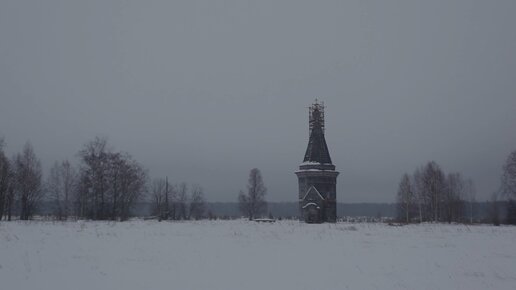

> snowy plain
[1,220,515,290]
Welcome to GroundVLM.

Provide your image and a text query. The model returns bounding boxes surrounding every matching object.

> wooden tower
[295,100,339,223]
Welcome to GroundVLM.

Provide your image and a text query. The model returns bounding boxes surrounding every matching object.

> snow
[302,202,320,209]
[300,161,322,165]
[253,218,275,223]
[299,161,333,166]
[1,220,516,290]
[295,169,324,173]
[301,185,325,201]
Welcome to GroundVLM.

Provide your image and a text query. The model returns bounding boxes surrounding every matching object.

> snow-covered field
[1,220,515,290]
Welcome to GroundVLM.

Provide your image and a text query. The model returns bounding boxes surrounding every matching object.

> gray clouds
[1,0,515,202]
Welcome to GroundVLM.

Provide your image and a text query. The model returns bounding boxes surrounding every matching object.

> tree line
[396,161,475,223]
[0,137,209,221]
[151,178,206,221]
[0,136,271,222]
[397,150,516,225]
[151,167,270,222]
[4,134,514,224]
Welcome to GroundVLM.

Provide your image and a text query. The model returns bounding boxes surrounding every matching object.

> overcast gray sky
[1,0,515,203]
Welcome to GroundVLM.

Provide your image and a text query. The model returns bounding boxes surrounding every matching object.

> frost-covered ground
[1,220,516,290]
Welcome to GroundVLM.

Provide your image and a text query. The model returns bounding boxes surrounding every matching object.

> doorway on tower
[301,185,326,223]
[302,203,323,223]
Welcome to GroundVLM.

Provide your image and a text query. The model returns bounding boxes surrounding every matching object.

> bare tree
[412,167,424,223]
[189,184,205,220]
[5,156,16,221]
[489,192,501,226]
[0,139,9,220]
[47,162,63,219]
[421,161,446,222]
[14,142,43,220]
[238,168,267,220]
[465,178,476,223]
[46,160,78,220]
[113,153,147,221]
[501,150,516,198]
[152,178,167,220]
[163,177,170,220]
[501,150,516,224]
[77,137,147,221]
[176,182,188,220]
[109,152,147,221]
[506,199,516,225]
[396,173,414,223]
[444,172,466,223]
[166,178,176,220]
[78,137,109,220]
[61,161,77,219]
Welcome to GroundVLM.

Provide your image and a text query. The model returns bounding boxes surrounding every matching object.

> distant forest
[29,201,504,222]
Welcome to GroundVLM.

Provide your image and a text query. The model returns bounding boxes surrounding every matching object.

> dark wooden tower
[295,100,339,223]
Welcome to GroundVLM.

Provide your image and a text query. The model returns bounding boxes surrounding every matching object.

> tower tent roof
[303,124,332,164]
[303,102,332,164]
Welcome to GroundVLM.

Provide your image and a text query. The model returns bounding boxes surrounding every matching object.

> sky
[1,0,515,203]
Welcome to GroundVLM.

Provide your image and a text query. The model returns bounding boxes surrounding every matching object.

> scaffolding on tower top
[303,99,332,164]
[308,99,325,135]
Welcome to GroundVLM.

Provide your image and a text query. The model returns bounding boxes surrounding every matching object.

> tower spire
[303,101,332,164]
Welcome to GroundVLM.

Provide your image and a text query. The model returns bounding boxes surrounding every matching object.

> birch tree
[152,178,167,220]
[465,178,475,223]
[444,172,466,223]
[501,150,516,224]
[176,182,188,220]
[14,142,43,220]
[47,160,77,220]
[421,161,446,222]
[396,173,414,223]
[189,184,205,220]
[0,139,10,220]
[238,168,267,220]
[412,167,424,223]
[501,150,516,198]
[398,162,469,223]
